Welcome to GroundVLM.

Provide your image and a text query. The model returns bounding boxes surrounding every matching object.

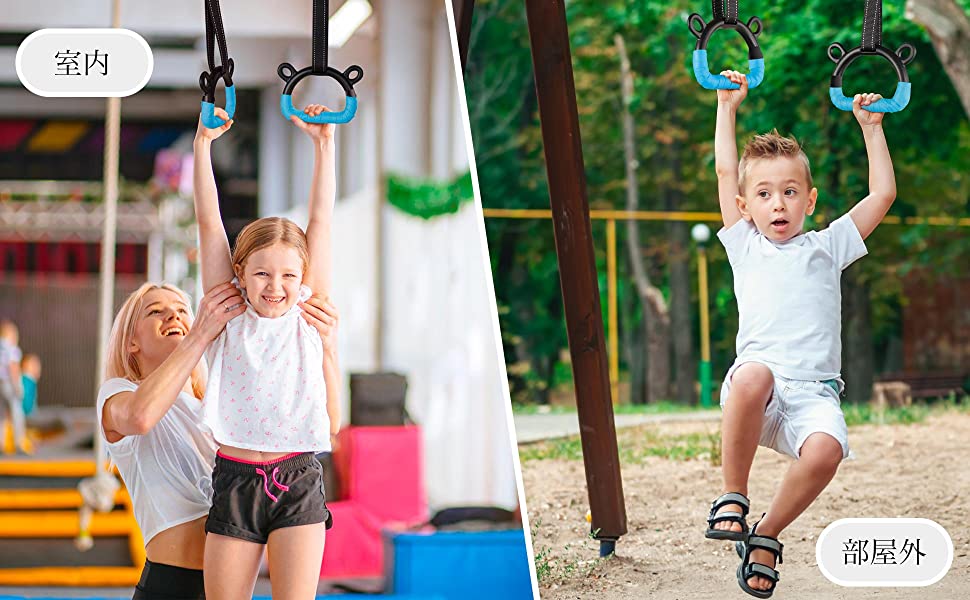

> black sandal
[705,492,750,541]
[736,518,783,599]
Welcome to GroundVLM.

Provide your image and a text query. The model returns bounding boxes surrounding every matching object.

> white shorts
[720,362,849,460]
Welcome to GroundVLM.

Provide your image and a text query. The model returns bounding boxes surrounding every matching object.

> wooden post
[524,0,627,553]
[452,0,476,73]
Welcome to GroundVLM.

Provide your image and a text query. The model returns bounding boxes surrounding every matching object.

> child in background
[21,353,41,416]
[0,320,28,454]
[704,70,897,598]
[193,105,341,600]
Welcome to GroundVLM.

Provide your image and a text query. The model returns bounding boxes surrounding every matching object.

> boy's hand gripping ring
[827,42,915,113]
[688,13,765,90]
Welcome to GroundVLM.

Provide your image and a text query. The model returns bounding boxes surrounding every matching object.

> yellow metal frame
[484,207,970,402]
[0,488,128,510]
[0,509,135,537]
[0,464,143,586]
[0,459,113,478]
[0,566,143,587]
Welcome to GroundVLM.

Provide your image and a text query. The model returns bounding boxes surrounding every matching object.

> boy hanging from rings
[704,70,897,598]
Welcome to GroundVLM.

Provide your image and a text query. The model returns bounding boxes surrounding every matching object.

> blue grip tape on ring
[829,81,911,113]
[692,51,764,90]
[827,42,914,113]
[280,95,358,124]
[200,85,236,128]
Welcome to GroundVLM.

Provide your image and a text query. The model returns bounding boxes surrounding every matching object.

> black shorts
[205,451,333,544]
[131,559,204,600]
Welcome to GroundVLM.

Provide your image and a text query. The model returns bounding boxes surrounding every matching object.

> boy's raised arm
[192,111,236,293]
[715,71,748,229]
[847,94,896,240]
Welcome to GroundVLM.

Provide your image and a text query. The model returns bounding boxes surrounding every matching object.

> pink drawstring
[254,467,289,502]
[254,468,279,502]
[271,467,289,492]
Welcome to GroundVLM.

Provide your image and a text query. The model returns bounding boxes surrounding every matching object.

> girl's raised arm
[289,105,335,295]
[193,110,236,293]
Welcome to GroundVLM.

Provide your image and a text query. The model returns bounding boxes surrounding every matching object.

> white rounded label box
[16,29,153,97]
[816,518,953,587]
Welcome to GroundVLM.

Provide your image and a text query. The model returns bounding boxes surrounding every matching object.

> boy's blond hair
[231,217,309,276]
[738,130,813,192]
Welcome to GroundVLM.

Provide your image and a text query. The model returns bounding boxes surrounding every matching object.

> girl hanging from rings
[193,105,341,600]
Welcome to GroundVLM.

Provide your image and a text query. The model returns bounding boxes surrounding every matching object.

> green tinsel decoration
[386,171,473,219]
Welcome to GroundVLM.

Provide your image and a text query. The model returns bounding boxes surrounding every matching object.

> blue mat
[388,530,533,600]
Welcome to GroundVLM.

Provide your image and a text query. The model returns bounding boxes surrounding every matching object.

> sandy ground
[524,412,969,599]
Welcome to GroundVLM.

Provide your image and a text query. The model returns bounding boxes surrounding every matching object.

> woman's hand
[299,294,338,352]
[289,104,335,145]
[195,107,233,143]
[189,282,245,343]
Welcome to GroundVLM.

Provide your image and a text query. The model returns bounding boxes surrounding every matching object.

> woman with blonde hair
[98,281,338,599]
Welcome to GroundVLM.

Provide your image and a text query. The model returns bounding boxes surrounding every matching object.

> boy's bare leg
[744,432,843,591]
[713,362,774,533]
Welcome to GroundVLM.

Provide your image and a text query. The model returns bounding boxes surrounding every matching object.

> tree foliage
[467,0,970,404]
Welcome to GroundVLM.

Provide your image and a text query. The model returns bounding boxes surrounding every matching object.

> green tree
[467,0,970,405]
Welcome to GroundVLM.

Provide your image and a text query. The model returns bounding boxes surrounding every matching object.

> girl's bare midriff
[219,445,294,462]
[145,515,206,569]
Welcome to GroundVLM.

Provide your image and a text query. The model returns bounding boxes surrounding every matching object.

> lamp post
[691,223,712,407]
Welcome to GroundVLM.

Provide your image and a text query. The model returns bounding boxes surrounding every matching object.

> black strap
[312,0,330,74]
[743,562,779,584]
[711,492,750,515]
[712,0,738,24]
[861,0,882,51]
[747,535,784,563]
[204,0,232,85]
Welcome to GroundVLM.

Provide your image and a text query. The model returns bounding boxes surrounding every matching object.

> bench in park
[875,372,968,402]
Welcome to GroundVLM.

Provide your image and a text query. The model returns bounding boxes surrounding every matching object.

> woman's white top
[96,378,216,544]
[202,284,330,452]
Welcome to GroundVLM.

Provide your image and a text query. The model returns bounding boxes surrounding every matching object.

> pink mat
[320,426,429,579]
[335,426,427,525]
[319,501,385,578]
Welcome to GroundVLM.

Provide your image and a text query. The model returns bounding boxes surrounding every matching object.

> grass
[519,437,585,462]
[530,518,577,585]
[512,399,720,416]
[843,394,969,426]
[519,394,969,466]
[531,519,610,587]
[520,426,723,466]
[618,429,721,465]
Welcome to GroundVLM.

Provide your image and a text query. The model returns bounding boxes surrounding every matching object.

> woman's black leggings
[131,559,205,600]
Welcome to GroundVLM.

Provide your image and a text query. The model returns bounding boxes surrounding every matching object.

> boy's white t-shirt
[202,284,330,452]
[96,378,216,544]
[718,214,868,381]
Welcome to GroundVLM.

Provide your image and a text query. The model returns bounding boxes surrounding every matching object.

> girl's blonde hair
[231,217,309,276]
[105,282,206,399]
